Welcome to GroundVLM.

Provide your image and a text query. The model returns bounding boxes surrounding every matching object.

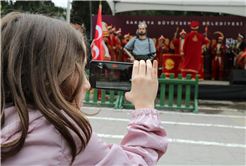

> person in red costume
[115,28,123,62]
[211,36,226,80]
[107,25,117,61]
[122,33,130,62]
[155,35,169,77]
[181,21,210,79]
[106,24,113,60]
[172,29,187,54]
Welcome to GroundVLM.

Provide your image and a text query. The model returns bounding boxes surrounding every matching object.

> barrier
[116,73,199,113]
[84,72,199,113]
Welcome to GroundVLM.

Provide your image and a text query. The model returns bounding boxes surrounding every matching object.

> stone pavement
[81,102,245,166]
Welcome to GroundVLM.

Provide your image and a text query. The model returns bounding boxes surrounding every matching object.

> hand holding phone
[125,60,158,110]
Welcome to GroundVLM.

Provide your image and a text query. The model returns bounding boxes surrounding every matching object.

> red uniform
[181,31,210,79]
[122,33,130,62]
[107,33,116,61]
[155,43,169,64]
[172,38,185,54]
[172,29,187,55]
[115,36,122,62]
[211,43,226,80]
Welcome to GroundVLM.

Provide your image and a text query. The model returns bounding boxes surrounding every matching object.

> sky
[6,0,70,8]
[52,0,71,9]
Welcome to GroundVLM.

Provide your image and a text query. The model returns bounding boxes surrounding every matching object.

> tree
[1,1,66,18]
[70,1,112,39]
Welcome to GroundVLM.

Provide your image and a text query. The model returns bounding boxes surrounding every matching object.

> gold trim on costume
[181,69,199,73]
[163,54,182,57]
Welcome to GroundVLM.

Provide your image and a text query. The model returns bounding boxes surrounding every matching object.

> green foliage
[117,10,233,16]
[70,1,112,39]
[1,1,66,18]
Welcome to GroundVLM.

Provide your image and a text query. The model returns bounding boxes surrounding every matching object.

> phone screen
[89,61,133,91]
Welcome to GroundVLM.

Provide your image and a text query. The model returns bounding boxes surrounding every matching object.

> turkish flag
[92,5,103,61]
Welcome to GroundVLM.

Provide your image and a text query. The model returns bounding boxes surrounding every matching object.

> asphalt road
[81,103,245,166]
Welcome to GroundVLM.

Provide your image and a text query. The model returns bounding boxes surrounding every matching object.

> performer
[124,21,156,62]
[106,24,113,60]
[235,33,246,53]
[234,33,246,68]
[91,22,111,61]
[156,35,169,77]
[115,28,123,62]
[122,33,130,62]
[107,25,117,61]
[211,36,226,80]
[181,21,210,79]
[172,29,187,54]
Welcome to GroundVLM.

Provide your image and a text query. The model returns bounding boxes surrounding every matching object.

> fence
[84,73,199,113]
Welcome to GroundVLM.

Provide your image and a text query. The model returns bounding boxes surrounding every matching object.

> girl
[1,12,168,165]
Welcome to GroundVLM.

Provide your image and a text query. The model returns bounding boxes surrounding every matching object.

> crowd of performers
[91,21,246,80]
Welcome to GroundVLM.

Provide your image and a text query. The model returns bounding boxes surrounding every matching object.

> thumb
[125,92,131,102]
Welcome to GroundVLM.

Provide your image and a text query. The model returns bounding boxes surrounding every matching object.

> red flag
[92,5,103,61]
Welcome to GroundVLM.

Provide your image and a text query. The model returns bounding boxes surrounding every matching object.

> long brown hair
[1,12,92,164]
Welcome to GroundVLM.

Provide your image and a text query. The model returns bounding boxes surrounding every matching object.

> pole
[66,0,70,24]
[113,1,115,16]
[90,1,92,40]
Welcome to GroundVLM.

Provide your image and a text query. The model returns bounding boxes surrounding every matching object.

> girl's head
[1,12,91,164]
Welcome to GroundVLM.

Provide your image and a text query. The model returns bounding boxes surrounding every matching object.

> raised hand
[125,60,158,110]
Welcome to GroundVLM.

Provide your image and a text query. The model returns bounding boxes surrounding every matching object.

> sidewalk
[82,101,245,166]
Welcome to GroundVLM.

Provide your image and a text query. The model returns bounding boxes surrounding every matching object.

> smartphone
[89,61,133,91]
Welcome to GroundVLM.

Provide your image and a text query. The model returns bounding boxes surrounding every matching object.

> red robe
[172,38,185,54]
[181,32,210,74]
[211,43,226,79]
[155,43,169,65]
[115,36,122,62]
[107,33,116,61]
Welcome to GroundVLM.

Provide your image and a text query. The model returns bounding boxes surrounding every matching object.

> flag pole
[66,0,70,24]
[100,0,102,12]
[90,1,92,40]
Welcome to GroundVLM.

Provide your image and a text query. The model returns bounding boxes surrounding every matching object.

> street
[81,102,245,166]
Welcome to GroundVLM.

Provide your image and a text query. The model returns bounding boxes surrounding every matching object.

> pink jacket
[1,106,168,165]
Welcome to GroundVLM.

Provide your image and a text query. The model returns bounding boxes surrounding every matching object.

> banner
[162,54,182,78]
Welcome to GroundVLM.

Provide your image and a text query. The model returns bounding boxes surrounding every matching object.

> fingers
[132,60,139,78]
[152,60,158,79]
[139,60,146,76]
[146,60,152,78]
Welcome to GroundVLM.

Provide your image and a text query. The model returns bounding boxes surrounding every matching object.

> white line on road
[87,116,246,129]
[82,106,245,119]
[97,133,246,148]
